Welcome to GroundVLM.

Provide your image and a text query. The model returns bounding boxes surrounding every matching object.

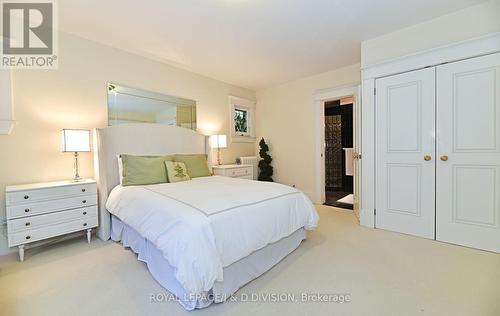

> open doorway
[324,98,353,209]
[314,84,361,219]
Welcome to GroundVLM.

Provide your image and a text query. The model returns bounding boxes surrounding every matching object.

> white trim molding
[0,70,15,135]
[360,78,376,228]
[360,32,500,229]
[313,83,360,205]
[229,95,256,143]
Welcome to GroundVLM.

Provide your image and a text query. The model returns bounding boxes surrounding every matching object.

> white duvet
[106,176,319,296]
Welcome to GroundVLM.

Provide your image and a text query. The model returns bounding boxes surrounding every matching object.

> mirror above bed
[107,83,197,130]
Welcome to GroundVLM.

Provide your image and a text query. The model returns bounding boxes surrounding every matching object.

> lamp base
[217,148,222,165]
[71,177,83,182]
[72,152,82,182]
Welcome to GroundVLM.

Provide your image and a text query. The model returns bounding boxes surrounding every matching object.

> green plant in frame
[234,109,248,133]
[258,138,273,182]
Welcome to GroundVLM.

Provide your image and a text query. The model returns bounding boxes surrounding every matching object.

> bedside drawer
[8,216,98,247]
[236,175,253,180]
[228,167,252,177]
[6,182,96,206]
[8,206,97,233]
[6,194,97,219]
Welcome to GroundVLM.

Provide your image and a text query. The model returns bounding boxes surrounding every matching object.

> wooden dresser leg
[18,245,25,262]
[86,229,91,243]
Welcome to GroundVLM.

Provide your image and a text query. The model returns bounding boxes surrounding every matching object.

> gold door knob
[424,155,432,161]
[440,155,449,161]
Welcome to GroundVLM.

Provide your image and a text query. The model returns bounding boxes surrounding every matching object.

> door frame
[361,32,500,229]
[314,84,360,209]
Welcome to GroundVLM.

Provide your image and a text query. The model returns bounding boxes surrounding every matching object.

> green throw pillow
[174,154,211,178]
[165,161,191,183]
[120,154,174,186]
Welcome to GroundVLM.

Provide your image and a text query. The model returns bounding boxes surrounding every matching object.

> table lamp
[209,134,227,165]
[62,129,91,181]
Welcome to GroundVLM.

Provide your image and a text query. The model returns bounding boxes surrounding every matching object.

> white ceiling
[59,0,486,90]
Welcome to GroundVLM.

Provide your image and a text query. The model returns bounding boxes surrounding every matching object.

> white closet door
[375,68,436,239]
[436,53,500,253]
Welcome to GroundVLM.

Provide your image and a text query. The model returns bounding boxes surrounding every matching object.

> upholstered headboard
[93,123,209,240]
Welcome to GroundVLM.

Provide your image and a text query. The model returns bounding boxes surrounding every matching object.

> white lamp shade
[209,134,227,148]
[62,129,91,152]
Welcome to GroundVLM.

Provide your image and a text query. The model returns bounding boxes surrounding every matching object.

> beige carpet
[1,205,499,316]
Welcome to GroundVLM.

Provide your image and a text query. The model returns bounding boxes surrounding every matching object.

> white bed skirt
[111,216,306,310]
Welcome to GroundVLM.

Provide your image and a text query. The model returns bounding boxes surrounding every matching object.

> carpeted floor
[1,205,499,316]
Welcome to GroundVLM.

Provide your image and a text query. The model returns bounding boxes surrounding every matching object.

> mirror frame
[107,82,197,129]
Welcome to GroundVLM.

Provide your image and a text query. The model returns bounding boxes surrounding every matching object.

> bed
[94,123,319,310]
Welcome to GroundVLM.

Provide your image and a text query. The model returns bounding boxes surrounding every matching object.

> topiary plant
[258,138,273,182]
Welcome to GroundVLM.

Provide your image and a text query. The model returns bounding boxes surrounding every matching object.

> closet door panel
[375,67,436,239]
[437,52,500,253]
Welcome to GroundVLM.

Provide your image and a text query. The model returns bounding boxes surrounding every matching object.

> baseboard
[360,208,375,228]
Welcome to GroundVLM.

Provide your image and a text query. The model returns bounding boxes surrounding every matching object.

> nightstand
[5,179,98,261]
[212,164,254,180]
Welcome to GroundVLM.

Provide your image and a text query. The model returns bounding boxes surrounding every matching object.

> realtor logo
[1,0,58,69]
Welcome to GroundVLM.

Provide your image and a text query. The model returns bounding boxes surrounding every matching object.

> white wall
[0,32,255,254]
[361,0,500,67]
[256,64,360,200]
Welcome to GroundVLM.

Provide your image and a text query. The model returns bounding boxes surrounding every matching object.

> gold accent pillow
[165,161,191,183]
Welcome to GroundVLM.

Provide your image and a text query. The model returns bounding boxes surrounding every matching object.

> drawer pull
[82,200,87,204]
[82,188,86,192]
[83,223,87,227]
[25,222,31,226]
[25,236,31,240]
[83,211,87,215]
[24,208,30,213]
[24,195,29,200]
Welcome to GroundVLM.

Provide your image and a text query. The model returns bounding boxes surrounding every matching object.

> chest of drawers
[6,179,98,261]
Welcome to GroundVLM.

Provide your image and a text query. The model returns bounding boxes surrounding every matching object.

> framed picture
[229,96,255,142]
